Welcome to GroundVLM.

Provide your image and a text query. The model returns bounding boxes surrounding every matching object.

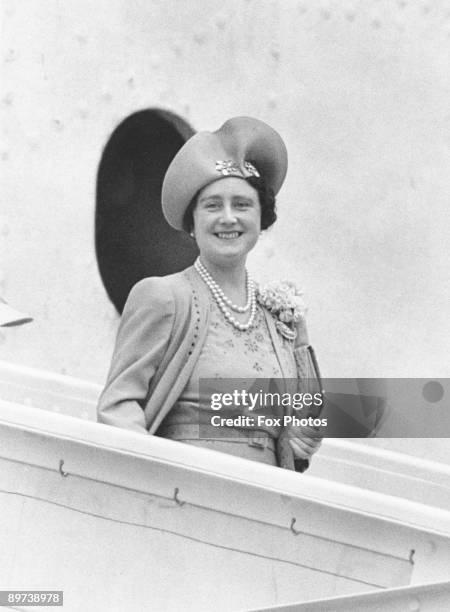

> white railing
[0,359,100,420]
[1,399,450,611]
[250,580,450,611]
[308,437,450,510]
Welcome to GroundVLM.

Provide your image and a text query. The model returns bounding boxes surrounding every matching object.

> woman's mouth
[215,231,242,240]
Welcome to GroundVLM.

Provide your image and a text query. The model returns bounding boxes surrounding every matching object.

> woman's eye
[235,201,251,208]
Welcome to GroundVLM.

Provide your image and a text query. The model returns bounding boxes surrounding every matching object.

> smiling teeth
[217,232,239,239]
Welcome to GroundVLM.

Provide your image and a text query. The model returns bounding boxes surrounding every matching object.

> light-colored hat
[162,116,288,230]
[0,297,33,327]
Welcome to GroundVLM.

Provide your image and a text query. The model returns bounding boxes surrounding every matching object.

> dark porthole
[96,109,198,313]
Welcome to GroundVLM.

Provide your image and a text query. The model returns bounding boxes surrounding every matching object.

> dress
[157,298,297,465]
[97,266,320,471]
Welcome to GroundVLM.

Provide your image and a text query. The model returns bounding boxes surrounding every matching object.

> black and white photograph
[1,1,449,610]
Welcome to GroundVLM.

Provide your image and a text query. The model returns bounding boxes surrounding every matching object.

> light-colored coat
[97,266,319,471]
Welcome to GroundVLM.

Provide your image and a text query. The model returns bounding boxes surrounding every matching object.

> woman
[97,116,322,471]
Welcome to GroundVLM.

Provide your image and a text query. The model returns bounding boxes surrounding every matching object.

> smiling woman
[97,117,323,471]
[191,177,261,272]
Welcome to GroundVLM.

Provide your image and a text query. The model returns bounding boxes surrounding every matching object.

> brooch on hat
[215,160,260,178]
[243,161,260,177]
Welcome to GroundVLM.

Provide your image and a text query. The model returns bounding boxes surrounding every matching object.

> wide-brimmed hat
[162,116,288,230]
[0,297,33,327]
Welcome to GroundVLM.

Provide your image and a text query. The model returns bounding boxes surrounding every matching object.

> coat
[97,265,321,471]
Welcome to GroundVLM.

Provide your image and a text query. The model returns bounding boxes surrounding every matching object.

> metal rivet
[407,597,420,611]
[74,28,88,43]
[268,94,277,110]
[2,93,13,107]
[78,103,89,118]
[52,118,64,131]
[5,48,17,62]
[270,47,280,61]
[193,31,207,44]
[101,91,113,103]
[215,16,226,30]
[425,540,437,555]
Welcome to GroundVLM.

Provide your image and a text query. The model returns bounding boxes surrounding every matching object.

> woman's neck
[199,257,247,296]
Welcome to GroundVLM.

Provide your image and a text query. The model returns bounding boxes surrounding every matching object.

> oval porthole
[96,109,198,313]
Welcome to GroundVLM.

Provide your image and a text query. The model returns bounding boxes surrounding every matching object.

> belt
[157,422,276,453]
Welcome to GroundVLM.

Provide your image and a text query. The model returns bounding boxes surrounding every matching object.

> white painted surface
[1,0,449,382]
[1,401,450,610]
[1,360,449,508]
[251,581,450,612]
[0,359,100,420]
[308,438,450,510]
[1,5,449,607]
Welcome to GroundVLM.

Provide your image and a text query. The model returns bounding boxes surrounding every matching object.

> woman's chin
[201,249,247,268]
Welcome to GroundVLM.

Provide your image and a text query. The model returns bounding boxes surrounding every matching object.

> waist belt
[157,422,276,453]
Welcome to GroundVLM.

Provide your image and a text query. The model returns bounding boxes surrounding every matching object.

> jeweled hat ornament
[162,116,288,231]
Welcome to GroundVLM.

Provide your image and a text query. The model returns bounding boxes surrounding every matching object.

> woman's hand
[288,425,322,460]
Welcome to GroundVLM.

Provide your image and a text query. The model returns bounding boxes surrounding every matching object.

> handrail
[1,399,450,538]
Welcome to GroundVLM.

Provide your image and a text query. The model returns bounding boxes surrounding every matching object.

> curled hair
[182,176,277,233]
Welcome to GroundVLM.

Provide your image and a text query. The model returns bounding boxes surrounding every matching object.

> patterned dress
[159,298,298,442]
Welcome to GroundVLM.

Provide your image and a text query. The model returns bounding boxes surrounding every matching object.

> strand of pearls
[194,257,257,331]
[195,257,253,312]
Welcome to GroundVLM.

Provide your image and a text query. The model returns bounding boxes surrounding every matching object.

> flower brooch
[256,281,307,341]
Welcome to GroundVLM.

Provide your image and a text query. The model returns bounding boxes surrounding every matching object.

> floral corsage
[256,281,307,341]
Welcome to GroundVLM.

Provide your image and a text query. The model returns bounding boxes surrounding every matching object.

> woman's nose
[220,204,237,223]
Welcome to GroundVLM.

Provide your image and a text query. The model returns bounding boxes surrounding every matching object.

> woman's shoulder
[127,266,195,307]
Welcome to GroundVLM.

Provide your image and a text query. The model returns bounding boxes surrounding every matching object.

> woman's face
[192,177,261,268]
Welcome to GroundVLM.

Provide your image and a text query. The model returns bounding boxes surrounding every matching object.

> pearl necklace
[195,257,253,312]
[194,257,257,331]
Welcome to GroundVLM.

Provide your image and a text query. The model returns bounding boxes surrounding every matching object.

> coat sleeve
[97,278,175,433]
